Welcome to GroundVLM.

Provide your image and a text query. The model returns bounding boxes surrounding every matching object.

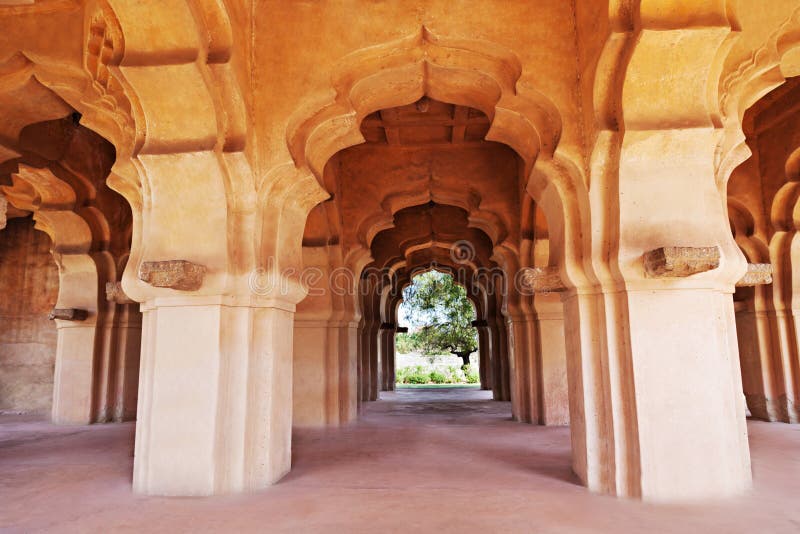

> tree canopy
[396,271,477,366]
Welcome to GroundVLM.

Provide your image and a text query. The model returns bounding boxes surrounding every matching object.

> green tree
[396,271,477,367]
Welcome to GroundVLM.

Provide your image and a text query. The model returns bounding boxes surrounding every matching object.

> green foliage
[395,334,415,354]
[429,370,447,384]
[464,364,480,384]
[399,271,478,357]
[395,362,479,385]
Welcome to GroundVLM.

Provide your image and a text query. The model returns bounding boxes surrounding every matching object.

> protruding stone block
[471,319,488,328]
[105,281,136,304]
[736,263,773,287]
[643,246,720,278]
[49,308,89,321]
[138,260,206,291]
[396,326,409,333]
[519,266,565,293]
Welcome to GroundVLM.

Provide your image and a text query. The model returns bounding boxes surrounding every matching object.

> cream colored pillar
[293,246,359,427]
[112,301,141,422]
[533,293,569,425]
[133,298,293,496]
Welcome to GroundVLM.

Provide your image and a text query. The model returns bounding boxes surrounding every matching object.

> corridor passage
[2,389,800,532]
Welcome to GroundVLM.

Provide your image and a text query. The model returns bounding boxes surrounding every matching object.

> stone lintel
[643,246,720,278]
[736,263,773,287]
[105,281,136,304]
[519,266,566,293]
[138,260,206,291]
[49,308,89,321]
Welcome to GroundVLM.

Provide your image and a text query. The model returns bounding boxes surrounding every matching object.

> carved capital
[736,263,773,287]
[519,266,565,294]
[49,308,88,321]
[105,281,136,304]
[643,246,720,278]
[138,260,206,291]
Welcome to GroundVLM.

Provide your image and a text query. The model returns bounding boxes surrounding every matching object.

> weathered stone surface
[643,246,720,278]
[48,308,89,321]
[518,266,566,293]
[138,260,206,291]
[105,282,135,304]
[0,195,6,231]
[736,263,773,287]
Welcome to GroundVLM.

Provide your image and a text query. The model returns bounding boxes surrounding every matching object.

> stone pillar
[490,308,511,401]
[133,298,294,496]
[293,247,358,427]
[112,301,141,422]
[532,293,569,425]
[506,311,535,423]
[379,323,396,391]
[473,320,492,390]
[50,252,100,425]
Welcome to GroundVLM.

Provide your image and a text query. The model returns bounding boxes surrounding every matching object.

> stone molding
[138,260,206,291]
[49,308,89,321]
[736,263,773,287]
[643,246,720,278]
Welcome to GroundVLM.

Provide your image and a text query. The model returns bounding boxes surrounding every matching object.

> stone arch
[264,25,590,293]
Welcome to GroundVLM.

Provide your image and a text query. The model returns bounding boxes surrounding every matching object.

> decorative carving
[105,281,135,304]
[736,263,773,287]
[643,246,720,278]
[138,260,206,291]
[49,308,89,321]
[518,266,566,293]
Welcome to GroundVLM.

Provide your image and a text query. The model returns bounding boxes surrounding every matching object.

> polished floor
[1,388,800,533]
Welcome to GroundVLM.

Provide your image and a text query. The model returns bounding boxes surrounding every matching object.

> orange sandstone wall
[0,218,59,414]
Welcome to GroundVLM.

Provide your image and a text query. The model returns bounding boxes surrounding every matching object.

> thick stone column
[112,301,141,422]
[50,251,100,425]
[473,320,492,390]
[533,293,569,425]
[133,297,294,496]
[379,323,396,391]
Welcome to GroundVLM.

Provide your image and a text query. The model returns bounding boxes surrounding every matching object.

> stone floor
[2,388,800,533]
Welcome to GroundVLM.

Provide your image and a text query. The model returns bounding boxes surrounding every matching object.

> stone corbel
[519,266,566,293]
[105,281,136,304]
[736,263,773,287]
[49,308,89,321]
[138,260,206,291]
[643,246,720,278]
